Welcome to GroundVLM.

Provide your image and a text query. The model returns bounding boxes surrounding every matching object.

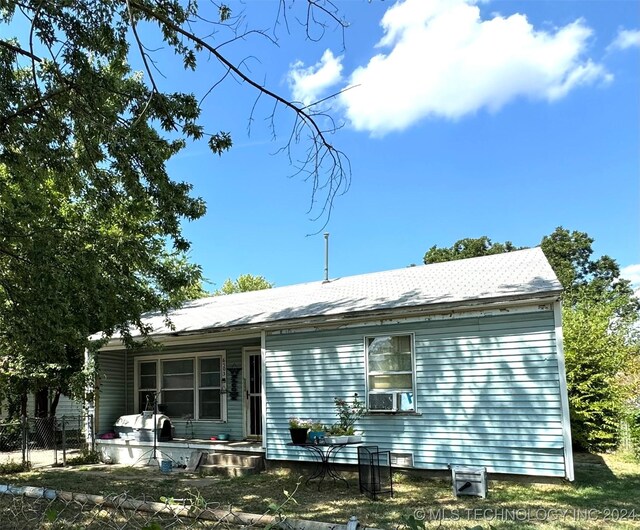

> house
[0,393,83,420]
[92,247,574,480]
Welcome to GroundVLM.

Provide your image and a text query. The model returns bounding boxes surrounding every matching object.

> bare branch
[124,0,160,127]
[129,0,351,226]
[0,39,41,62]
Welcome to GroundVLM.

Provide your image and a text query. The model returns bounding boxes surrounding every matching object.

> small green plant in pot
[325,394,365,444]
[288,418,312,444]
[308,422,327,443]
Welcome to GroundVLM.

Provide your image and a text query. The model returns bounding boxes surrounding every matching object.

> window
[366,335,415,412]
[162,359,194,418]
[138,361,157,413]
[135,352,225,420]
[199,357,222,419]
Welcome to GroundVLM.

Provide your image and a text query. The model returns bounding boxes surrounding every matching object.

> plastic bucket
[160,460,172,473]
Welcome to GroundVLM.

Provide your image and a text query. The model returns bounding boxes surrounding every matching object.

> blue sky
[149,1,639,291]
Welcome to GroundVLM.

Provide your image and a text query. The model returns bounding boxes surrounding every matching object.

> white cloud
[289,0,611,135]
[288,49,343,106]
[608,28,640,51]
[621,264,640,293]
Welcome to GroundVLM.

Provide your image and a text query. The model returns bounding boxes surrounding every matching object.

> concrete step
[205,453,264,469]
[199,463,262,478]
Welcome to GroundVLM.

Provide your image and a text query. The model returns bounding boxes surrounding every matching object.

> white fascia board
[267,298,558,336]
[97,295,560,350]
[99,330,262,352]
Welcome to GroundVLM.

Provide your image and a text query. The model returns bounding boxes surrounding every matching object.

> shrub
[66,449,102,466]
[0,460,30,474]
[563,302,638,452]
[627,409,640,461]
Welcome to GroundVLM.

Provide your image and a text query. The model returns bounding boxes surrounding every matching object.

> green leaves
[208,132,233,156]
[423,236,522,264]
[563,300,638,451]
[0,0,212,413]
[214,274,273,296]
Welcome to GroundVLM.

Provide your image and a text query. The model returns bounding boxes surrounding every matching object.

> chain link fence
[0,415,94,468]
[0,486,317,530]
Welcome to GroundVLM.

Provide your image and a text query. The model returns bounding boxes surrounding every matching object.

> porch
[94,335,264,444]
[97,437,265,473]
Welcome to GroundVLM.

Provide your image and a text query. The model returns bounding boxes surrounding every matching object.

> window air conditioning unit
[368,392,413,412]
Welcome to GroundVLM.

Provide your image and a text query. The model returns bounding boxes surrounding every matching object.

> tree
[424,236,522,264]
[540,227,638,315]
[214,274,274,296]
[0,1,350,417]
[562,301,638,451]
[422,228,640,451]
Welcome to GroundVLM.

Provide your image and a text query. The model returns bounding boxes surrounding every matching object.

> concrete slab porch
[96,438,264,468]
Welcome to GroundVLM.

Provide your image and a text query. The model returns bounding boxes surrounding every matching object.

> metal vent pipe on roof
[323,232,330,283]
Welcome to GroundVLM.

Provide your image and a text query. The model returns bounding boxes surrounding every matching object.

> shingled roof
[104,247,562,340]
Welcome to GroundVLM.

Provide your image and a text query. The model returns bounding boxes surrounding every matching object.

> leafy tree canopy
[0,0,349,415]
[424,228,638,313]
[424,236,522,264]
[214,274,274,296]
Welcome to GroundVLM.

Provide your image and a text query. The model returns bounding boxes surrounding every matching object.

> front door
[243,347,262,439]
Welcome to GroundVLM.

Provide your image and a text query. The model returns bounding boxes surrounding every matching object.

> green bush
[65,449,101,466]
[627,409,640,461]
[0,460,30,474]
[563,302,638,452]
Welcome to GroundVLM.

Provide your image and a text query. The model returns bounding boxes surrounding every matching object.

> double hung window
[136,352,225,420]
[366,334,415,412]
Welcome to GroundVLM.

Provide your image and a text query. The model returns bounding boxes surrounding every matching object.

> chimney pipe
[323,232,330,283]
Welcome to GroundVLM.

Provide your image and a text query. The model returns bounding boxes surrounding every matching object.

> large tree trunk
[35,388,48,418]
[49,388,61,417]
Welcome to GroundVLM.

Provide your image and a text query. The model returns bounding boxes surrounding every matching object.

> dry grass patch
[1,453,639,529]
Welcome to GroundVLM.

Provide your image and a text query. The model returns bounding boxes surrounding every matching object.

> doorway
[243,347,262,439]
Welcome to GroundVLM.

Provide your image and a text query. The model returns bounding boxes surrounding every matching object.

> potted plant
[324,394,366,444]
[288,418,312,444]
[336,393,365,442]
[308,422,327,443]
[324,424,350,444]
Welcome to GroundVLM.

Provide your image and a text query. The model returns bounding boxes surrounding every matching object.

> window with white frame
[199,357,222,419]
[138,361,157,413]
[366,334,415,412]
[135,352,226,420]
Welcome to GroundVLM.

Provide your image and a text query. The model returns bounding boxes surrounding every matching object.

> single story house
[92,247,574,480]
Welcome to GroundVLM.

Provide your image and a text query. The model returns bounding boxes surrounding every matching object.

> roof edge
[98,291,561,351]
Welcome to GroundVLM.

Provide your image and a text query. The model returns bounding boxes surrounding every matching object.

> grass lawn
[1,452,639,529]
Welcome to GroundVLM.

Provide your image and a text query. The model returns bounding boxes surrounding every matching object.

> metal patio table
[287,441,360,489]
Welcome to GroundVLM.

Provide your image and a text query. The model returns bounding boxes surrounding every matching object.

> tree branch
[0,87,72,130]
[0,39,41,62]
[129,0,350,225]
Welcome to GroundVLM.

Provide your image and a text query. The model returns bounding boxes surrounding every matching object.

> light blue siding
[96,350,126,434]
[265,309,568,477]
